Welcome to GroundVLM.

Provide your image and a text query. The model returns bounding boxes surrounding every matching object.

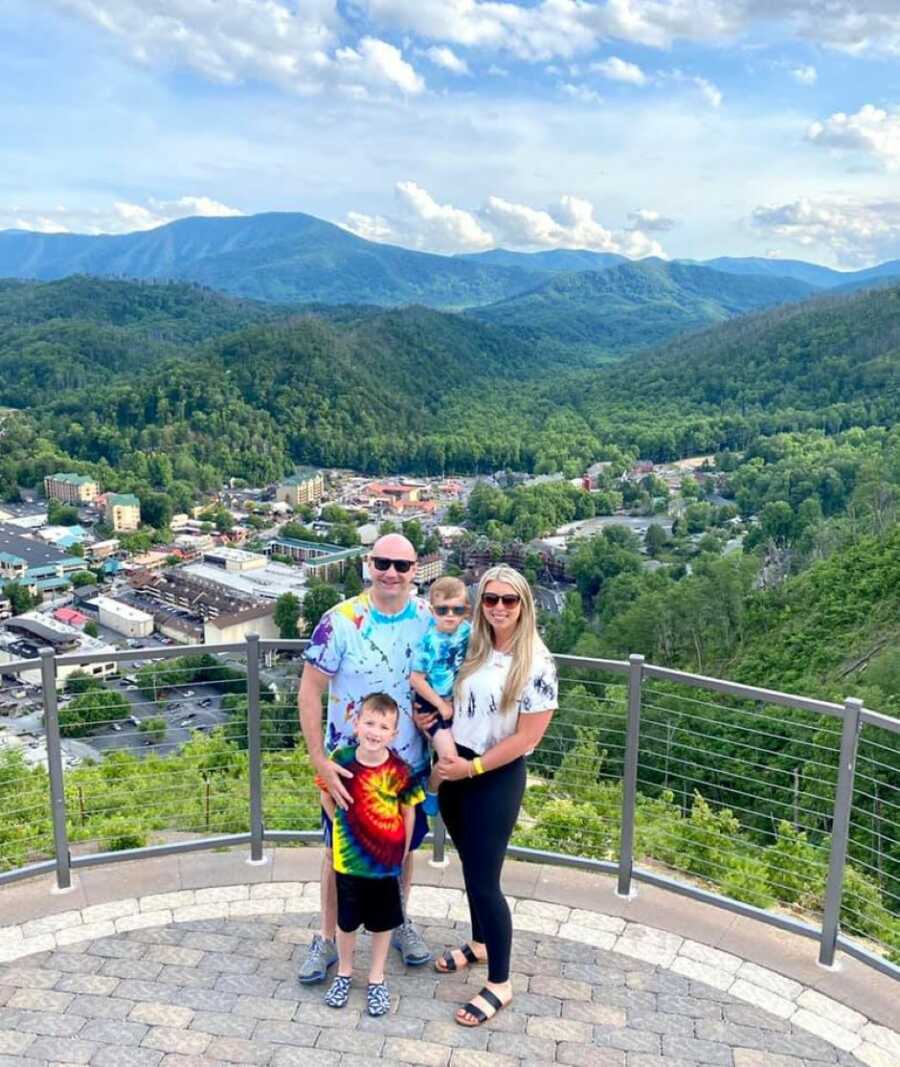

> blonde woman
[427,565,557,1027]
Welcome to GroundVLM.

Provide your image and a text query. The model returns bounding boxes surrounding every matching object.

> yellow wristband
[473,756,485,776]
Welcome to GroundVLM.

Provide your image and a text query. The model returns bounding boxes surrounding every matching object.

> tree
[401,519,424,552]
[65,670,104,695]
[645,524,670,558]
[139,716,167,743]
[59,688,130,737]
[84,621,99,638]
[343,565,364,597]
[302,584,342,635]
[274,593,301,639]
[444,502,466,524]
[4,581,35,616]
[47,499,79,525]
[71,571,96,588]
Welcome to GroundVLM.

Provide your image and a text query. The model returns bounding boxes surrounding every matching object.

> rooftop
[281,467,323,486]
[0,524,75,568]
[183,559,308,600]
[47,471,96,486]
[107,493,140,507]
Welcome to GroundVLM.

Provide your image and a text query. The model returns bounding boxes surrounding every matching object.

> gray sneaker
[392,920,431,966]
[298,934,338,984]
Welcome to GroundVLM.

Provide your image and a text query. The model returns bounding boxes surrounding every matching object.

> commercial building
[85,539,119,562]
[93,595,154,638]
[0,596,10,622]
[183,559,308,602]
[130,569,257,621]
[203,547,267,573]
[276,468,325,508]
[44,472,98,505]
[0,611,116,684]
[105,493,141,532]
[203,602,279,645]
[415,553,444,585]
[0,525,83,593]
[266,537,364,583]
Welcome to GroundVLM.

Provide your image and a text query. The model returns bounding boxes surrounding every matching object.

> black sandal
[456,986,507,1028]
[435,943,482,973]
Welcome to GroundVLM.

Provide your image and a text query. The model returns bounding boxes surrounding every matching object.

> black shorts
[336,872,403,933]
[413,693,454,737]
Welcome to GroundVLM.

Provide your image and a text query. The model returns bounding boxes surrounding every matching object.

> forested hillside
[470,259,817,355]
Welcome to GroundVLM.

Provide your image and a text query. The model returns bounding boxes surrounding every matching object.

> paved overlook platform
[0,848,897,1067]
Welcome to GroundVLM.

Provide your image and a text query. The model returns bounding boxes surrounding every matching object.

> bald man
[298,534,433,982]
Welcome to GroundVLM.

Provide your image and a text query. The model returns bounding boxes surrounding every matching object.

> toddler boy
[410,576,471,816]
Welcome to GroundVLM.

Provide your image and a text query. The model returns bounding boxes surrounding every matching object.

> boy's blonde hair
[429,576,467,603]
[359,691,400,724]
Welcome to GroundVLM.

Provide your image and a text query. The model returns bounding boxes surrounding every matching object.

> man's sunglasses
[370,556,415,573]
[434,605,467,617]
[482,592,521,607]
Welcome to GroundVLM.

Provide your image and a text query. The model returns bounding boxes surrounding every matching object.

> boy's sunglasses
[482,592,521,607]
[434,605,467,617]
[370,556,414,573]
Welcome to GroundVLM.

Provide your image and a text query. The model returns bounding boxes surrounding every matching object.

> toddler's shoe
[324,974,351,1009]
[367,980,390,1017]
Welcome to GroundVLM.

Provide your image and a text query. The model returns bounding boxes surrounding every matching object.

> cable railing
[0,638,897,981]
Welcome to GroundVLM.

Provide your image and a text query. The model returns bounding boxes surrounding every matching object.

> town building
[129,569,257,621]
[53,607,88,628]
[0,611,116,684]
[276,468,325,508]
[105,493,140,532]
[93,595,154,638]
[183,558,308,603]
[203,602,279,645]
[44,472,98,505]
[415,553,444,585]
[0,596,10,621]
[266,537,364,583]
[84,539,119,563]
[0,525,83,594]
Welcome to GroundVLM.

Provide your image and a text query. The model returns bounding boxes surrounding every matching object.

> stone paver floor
[0,909,877,1067]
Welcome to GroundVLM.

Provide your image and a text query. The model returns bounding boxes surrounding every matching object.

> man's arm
[299,662,354,808]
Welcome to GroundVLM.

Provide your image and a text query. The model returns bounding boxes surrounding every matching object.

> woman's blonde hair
[454,565,546,715]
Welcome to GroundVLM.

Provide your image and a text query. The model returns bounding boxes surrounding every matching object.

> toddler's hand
[439,699,453,721]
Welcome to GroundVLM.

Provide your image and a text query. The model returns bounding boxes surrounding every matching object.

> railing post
[819,697,862,967]
[429,813,450,868]
[617,653,644,898]
[40,647,71,891]
[245,634,265,864]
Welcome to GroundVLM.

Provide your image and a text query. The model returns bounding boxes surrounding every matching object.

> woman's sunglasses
[370,556,414,573]
[434,605,467,616]
[482,593,521,607]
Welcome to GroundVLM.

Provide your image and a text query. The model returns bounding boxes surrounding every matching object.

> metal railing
[0,638,897,981]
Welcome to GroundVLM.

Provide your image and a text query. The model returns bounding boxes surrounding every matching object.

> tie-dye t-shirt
[411,619,471,699]
[317,745,425,877]
[305,592,432,775]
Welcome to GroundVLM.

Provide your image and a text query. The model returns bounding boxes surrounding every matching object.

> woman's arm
[436,709,555,781]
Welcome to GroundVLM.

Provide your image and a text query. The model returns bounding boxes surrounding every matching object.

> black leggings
[438,745,526,983]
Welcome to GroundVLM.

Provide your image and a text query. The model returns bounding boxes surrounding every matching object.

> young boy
[410,576,471,817]
[316,692,424,1016]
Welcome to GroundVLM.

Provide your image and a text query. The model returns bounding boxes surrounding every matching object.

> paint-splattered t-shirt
[316,744,425,877]
[452,645,558,754]
[305,592,432,774]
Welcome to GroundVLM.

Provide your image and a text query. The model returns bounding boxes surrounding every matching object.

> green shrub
[722,854,775,909]
[674,793,740,882]
[764,821,826,907]
[99,818,148,852]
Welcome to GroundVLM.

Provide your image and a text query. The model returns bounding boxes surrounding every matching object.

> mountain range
[4,211,900,357]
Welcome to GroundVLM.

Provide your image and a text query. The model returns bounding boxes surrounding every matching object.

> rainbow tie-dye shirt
[318,745,425,877]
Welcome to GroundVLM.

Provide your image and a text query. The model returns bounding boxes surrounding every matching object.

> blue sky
[4,1,900,267]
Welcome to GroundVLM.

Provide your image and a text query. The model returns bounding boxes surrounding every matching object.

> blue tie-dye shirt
[411,619,471,699]
[304,592,432,774]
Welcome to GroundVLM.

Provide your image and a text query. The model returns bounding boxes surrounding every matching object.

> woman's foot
[434,942,487,973]
[455,980,512,1027]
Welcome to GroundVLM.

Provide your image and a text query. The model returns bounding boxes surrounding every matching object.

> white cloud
[750,195,900,266]
[48,0,423,96]
[424,45,470,75]
[666,69,723,107]
[482,194,666,256]
[560,82,604,105]
[591,56,648,86]
[342,184,668,257]
[807,104,900,168]
[628,208,677,232]
[5,195,244,235]
[343,181,493,252]
[790,64,817,85]
[335,37,424,94]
